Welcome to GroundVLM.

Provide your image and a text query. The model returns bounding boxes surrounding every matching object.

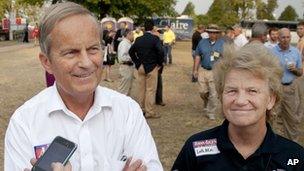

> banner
[153,18,193,40]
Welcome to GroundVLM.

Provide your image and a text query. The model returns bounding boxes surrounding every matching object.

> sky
[175,0,304,19]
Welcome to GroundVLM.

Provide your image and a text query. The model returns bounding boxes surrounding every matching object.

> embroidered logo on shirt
[193,138,220,157]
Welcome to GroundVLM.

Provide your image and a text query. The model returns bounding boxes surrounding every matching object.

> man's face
[222,69,275,128]
[278,29,291,50]
[233,28,241,36]
[120,22,126,29]
[269,30,279,42]
[41,14,102,98]
[297,25,304,38]
[208,32,219,41]
[127,32,134,42]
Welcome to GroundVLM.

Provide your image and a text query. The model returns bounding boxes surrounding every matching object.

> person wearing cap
[172,43,304,171]
[232,24,248,49]
[193,24,224,120]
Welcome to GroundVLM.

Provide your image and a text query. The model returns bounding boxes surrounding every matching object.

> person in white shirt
[232,24,248,49]
[118,29,135,95]
[4,2,162,171]
[264,27,279,49]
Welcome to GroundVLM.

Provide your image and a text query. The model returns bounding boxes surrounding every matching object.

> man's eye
[248,89,258,94]
[88,47,100,54]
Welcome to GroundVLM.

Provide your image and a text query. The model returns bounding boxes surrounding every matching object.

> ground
[0,41,303,170]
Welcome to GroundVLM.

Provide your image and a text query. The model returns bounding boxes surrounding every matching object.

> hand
[287,63,296,71]
[123,157,147,171]
[24,158,72,171]
[193,70,198,79]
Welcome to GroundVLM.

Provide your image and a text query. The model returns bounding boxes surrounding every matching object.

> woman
[103,30,116,82]
[172,43,304,170]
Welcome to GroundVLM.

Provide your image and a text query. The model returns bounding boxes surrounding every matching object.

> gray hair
[39,2,101,57]
[213,43,283,120]
[251,22,268,38]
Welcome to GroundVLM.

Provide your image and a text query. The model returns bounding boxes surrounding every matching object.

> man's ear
[39,52,53,74]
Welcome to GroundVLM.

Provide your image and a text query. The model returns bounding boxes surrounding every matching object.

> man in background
[193,24,224,120]
[118,29,135,96]
[272,28,303,143]
[129,20,164,119]
[163,25,176,64]
[232,24,248,49]
[191,24,205,82]
[264,27,279,49]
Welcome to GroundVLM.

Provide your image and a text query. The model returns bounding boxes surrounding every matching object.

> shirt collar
[276,44,291,52]
[217,120,279,155]
[46,84,112,116]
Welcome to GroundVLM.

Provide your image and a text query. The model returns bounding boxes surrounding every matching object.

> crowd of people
[3,2,304,171]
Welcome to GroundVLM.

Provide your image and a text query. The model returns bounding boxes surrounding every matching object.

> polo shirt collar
[276,44,291,52]
[217,120,279,155]
[46,84,112,116]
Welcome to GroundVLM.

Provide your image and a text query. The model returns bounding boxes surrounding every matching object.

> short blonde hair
[213,43,283,118]
[39,2,101,57]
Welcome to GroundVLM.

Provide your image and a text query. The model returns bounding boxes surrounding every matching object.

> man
[129,19,164,119]
[232,24,248,49]
[172,43,304,171]
[272,28,303,143]
[264,27,279,49]
[133,26,143,41]
[118,29,135,96]
[114,21,127,52]
[249,22,268,44]
[191,24,205,82]
[193,24,224,120]
[5,2,162,170]
[222,26,234,44]
[297,21,304,64]
[163,25,176,64]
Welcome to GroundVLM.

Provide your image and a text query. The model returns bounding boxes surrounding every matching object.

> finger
[128,159,143,170]
[24,169,31,171]
[64,162,72,171]
[51,162,64,170]
[123,157,132,170]
[137,164,147,171]
[30,158,37,166]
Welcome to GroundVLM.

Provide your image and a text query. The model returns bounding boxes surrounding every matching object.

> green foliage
[0,0,11,18]
[278,5,298,21]
[206,0,239,27]
[15,0,177,23]
[256,0,278,20]
[181,2,195,17]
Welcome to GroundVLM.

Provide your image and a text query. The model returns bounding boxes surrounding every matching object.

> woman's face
[222,69,276,128]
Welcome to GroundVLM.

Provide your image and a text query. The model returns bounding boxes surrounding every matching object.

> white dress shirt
[234,34,248,49]
[5,84,163,171]
[118,38,132,63]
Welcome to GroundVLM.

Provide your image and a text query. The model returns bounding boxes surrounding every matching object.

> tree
[16,0,177,22]
[0,0,12,18]
[206,0,239,27]
[278,5,298,21]
[256,0,278,20]
[181,2,195,17]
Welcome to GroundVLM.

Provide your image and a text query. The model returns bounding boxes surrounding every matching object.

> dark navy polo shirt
[172,120,304,171]
[195,38,224,70]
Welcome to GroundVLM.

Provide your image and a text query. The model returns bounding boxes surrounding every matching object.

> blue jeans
[163,43,172,64]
